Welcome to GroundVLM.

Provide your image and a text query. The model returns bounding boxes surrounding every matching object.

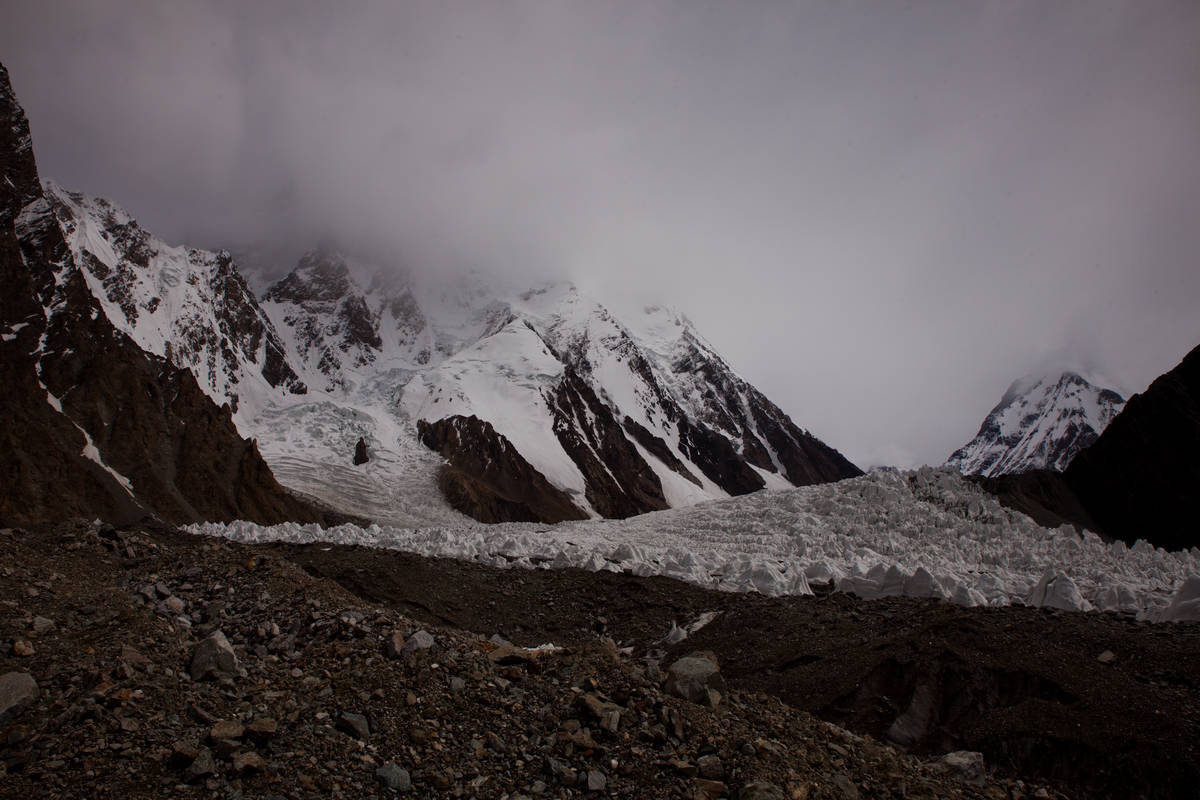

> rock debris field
[0,520,1061,800]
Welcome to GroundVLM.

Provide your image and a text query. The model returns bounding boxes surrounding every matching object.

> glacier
[189,466,1200,623]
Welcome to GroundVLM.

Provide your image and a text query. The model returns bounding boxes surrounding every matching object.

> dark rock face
[555,303,861,503]
[417,415,588,523]
[665,330,862,489]
[967,470,1100,533]
[546,371,669,518]
[621,416,702,487]
[353,437,369,466]
[747,390,864,486]
[1062,344,1200,550]
[676,418,766,496]
[971,346,1200,549]
[0,62,323,527]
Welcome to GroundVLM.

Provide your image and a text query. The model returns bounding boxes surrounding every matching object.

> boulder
[933,750,986,784]
[376,763,411,791]
[401,630,435,656]
[0,672,39,723]
[665,651,726,707]
[337,711,370,740]
[190,630,239,681]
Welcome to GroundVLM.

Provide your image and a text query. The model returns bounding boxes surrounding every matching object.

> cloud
[3,0,1199,466]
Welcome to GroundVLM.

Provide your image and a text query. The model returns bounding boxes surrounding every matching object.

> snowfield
[189,467,1200,623]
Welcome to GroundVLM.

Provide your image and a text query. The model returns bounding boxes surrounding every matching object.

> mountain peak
[948,369,1125,476]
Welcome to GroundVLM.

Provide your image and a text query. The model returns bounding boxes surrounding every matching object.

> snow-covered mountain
[947,371,1125,477]
[257,250,862,522]
[27,181,861,524]
[42,181,308,415]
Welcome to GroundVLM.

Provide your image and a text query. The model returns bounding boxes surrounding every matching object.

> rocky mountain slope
[0,62,323,527]
[1062,342,1200,551]
[947,370,1124,476]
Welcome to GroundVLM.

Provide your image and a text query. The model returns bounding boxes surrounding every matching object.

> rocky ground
[1,522,1195,799]
[2,521,1054,800]
[278,540,1200,800]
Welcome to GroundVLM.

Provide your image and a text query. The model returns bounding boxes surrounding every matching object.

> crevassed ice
[187,467,1200,623]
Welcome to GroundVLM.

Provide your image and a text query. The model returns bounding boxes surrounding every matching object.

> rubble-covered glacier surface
[189,467,1200,622]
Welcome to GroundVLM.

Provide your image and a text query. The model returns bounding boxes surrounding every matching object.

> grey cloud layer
[4,0,1198,466]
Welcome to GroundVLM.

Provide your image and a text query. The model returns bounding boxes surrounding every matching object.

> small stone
[741,781,785,800]
[232,751,266,774]
[428,772,452,790]
[384,631,407,659]
[170,741,199,766]
[831,774,860,799]
[190,630,239,681]
[694,778,728,799]
[166,596,186,614]
[669,758,698,777]
[408,725,431,745]
[184,747,216,782]
[11,640,34,657]
[934,751,985,784]
[587,770,606,791]
[211,737,241,759]
[1097,650,1117,664]
[0,672,39,723]
[697,755,724,779]
[121,645,151,667]
[376,763,412,791]
[402,630,435,656]
[337,711,371,740]
[245,716,278,744]
[30,616,54,635]
[489,644,537,666]
[210,720,245,741]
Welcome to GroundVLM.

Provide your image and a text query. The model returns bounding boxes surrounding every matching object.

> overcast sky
[4,1,1199,467]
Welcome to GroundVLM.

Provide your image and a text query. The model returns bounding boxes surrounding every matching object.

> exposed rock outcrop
[547,370,669,518]
[0,62,324,526]
[676,418,766,496]
[1062,343,1200,550]
[969,345,1200,550]
[417,415,588,523]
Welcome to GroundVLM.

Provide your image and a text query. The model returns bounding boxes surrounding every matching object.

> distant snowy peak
[40,181,307,413]
[948,371,1125,476]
